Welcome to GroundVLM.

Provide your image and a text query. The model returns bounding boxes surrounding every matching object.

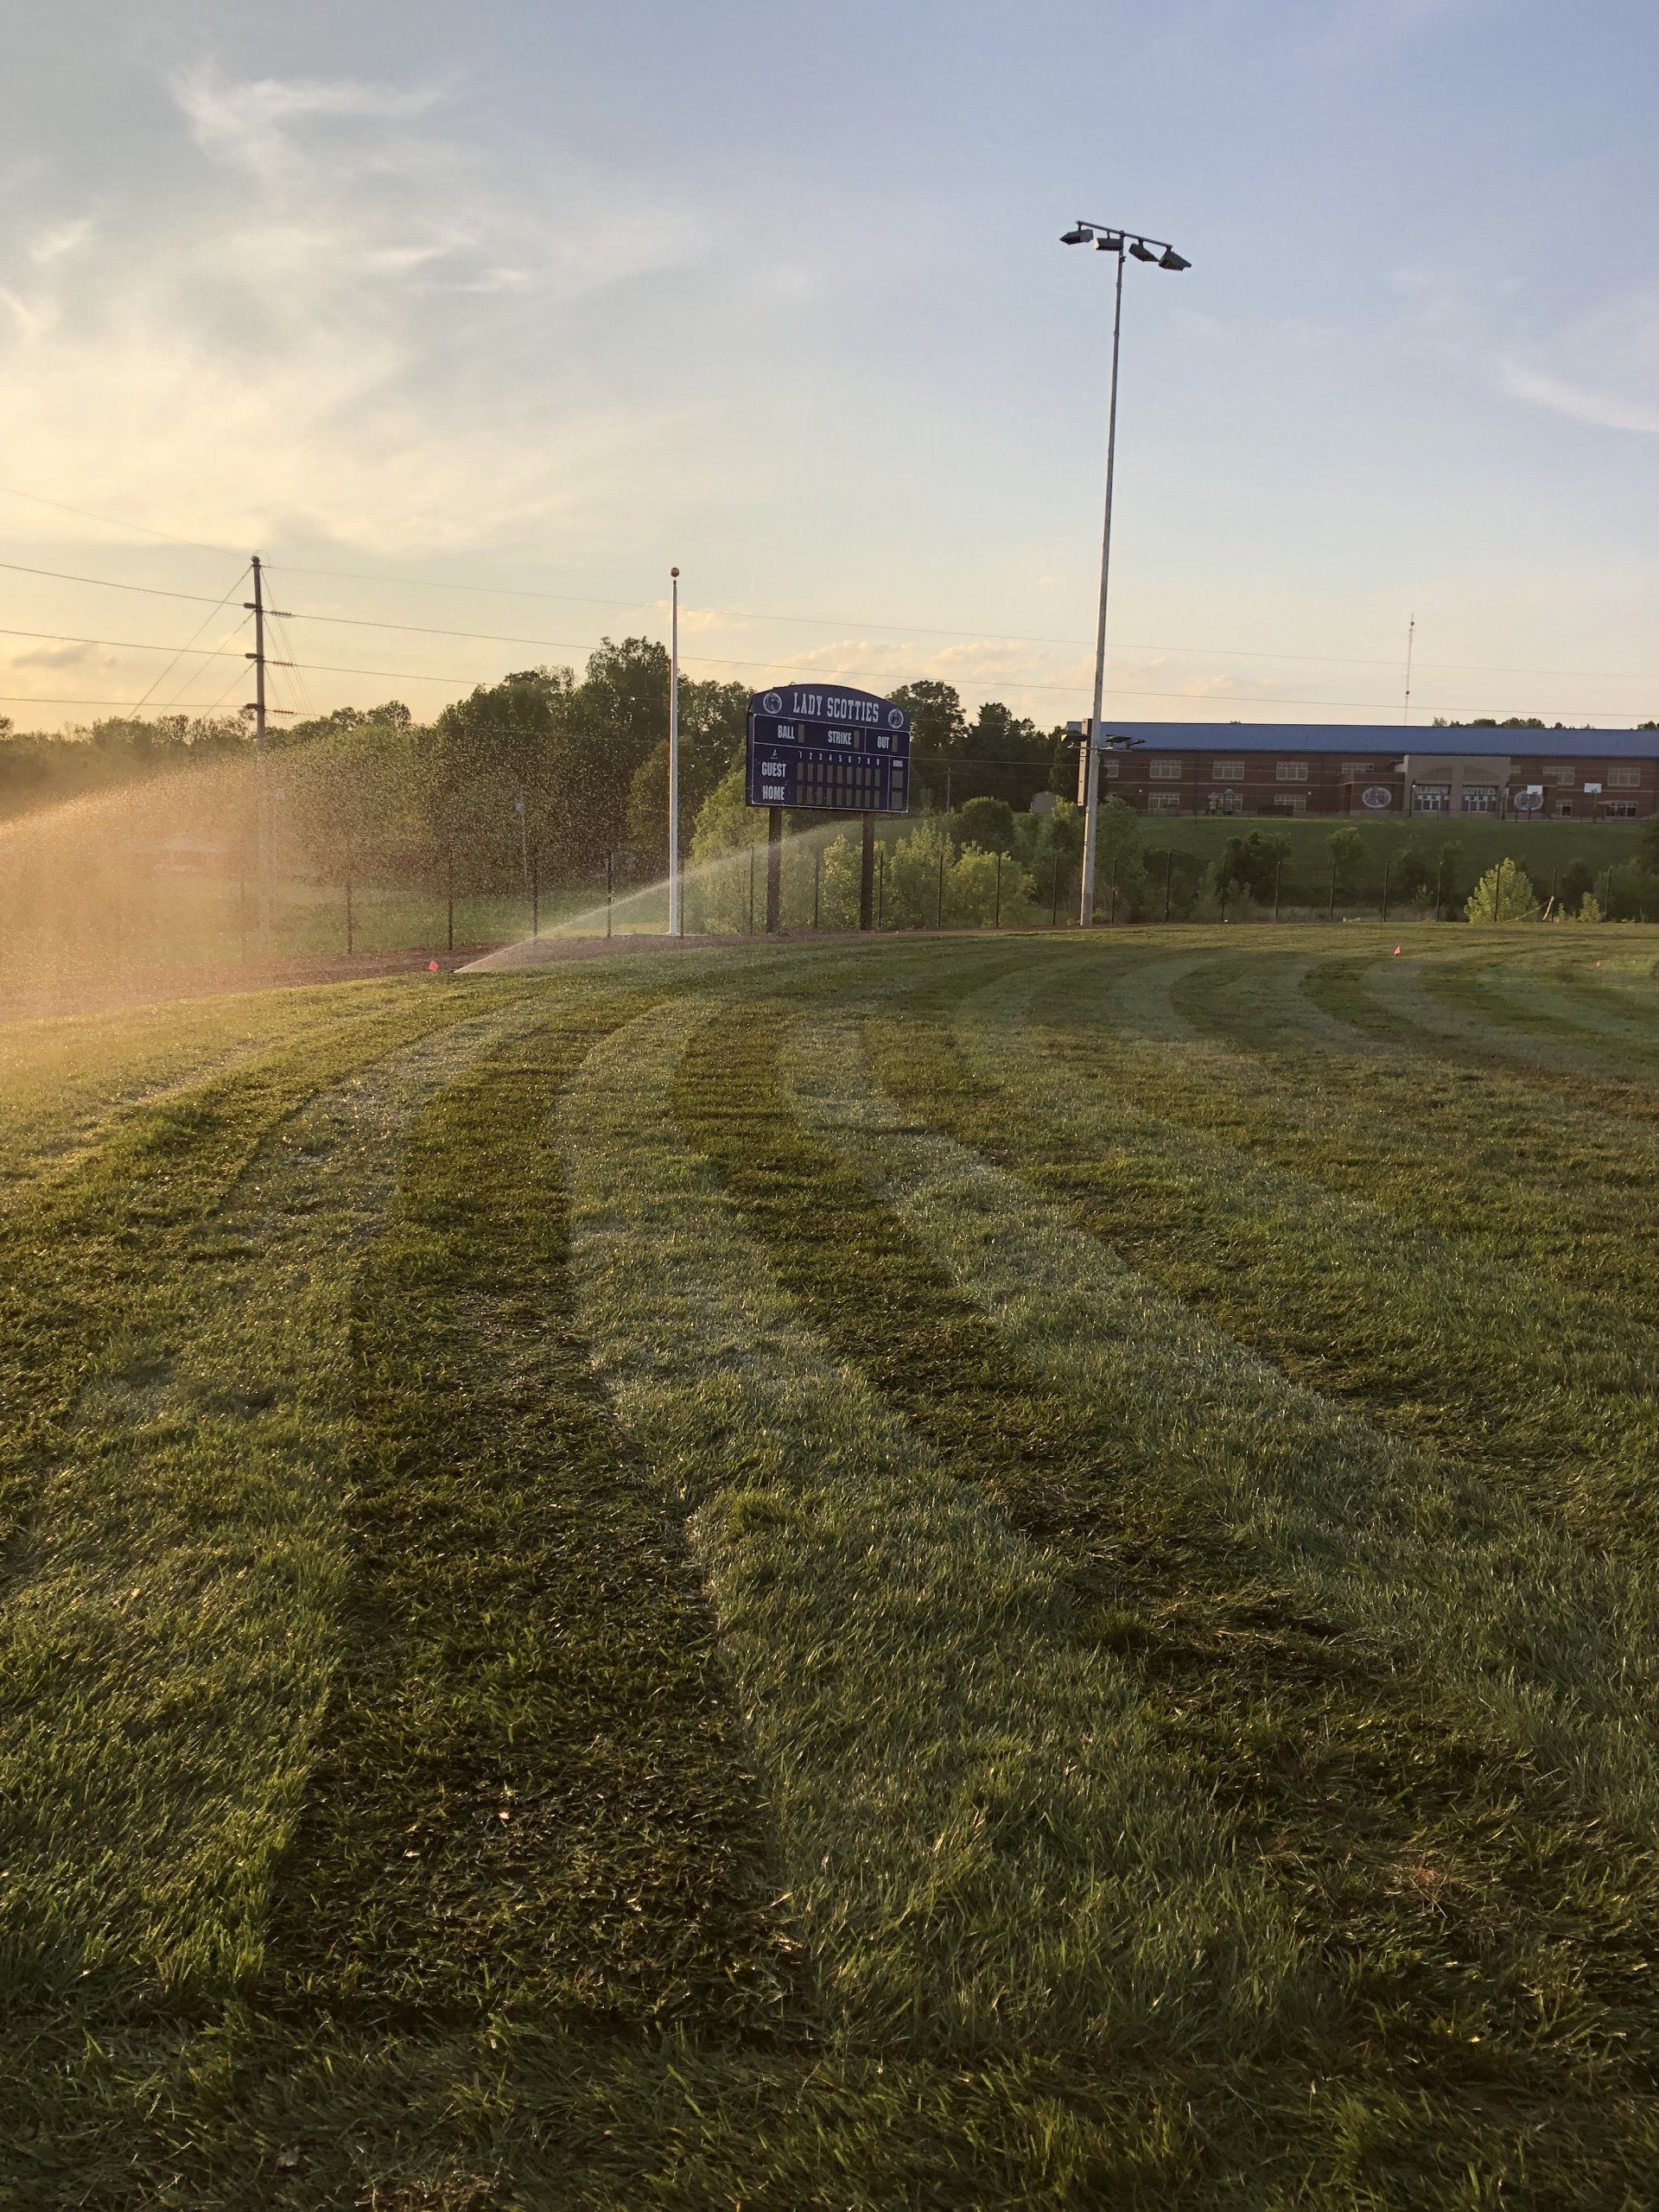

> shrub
[1465,860,1541,924]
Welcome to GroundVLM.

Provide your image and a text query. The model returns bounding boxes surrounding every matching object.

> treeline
[0,645,1068,879]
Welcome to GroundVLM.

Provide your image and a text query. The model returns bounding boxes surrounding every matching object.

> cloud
[29,217,92,266]
[1394,268,1659,438]
[5,640,118,672]
[1497,363,1659,437]
[0,65,708,556]
[1496,291,1659,436]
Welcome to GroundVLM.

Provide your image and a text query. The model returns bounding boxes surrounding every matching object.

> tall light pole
[1061,222,1190,925]
[667,565,682,937]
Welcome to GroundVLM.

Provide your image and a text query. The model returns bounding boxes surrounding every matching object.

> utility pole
[245,553,290,961]
[667,567,682,937]
[247,556,270,958]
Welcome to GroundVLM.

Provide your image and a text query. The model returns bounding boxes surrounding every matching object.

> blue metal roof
[1098,721,1656,760]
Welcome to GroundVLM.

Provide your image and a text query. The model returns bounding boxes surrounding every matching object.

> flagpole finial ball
[671,567,679,577]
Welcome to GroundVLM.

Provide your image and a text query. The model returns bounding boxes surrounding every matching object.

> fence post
[531,849,539,939]
[606,850,613,938]
[1381,862,1389,925]
[994,852,1002,929]
[345,861,354,956]
[1050,852,1059,928]
[1327,861,1336,923]
[813,842,822,931]
[1273,855,1282,923]
[859,816,874,931]
[446,848,454,952]
[1165,850,1174,923]
[939,849,948,930]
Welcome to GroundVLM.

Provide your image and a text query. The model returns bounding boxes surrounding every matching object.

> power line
[0,692,290,712]
[3,512,1655,688]
[0,484,243,559]
[0,558,230,605]
[129,569,251,715]
[3,553,1653,721]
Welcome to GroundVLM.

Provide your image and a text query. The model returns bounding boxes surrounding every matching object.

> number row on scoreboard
[796,755,904,809]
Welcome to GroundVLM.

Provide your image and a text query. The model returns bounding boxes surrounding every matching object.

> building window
[1461,785,1499,814]
[1270,793,1307,814]
[1340,762,1371,779]
[1147,759,1181,780]
[1600,800,1638,819]
[1145,791,1183,815]
[1541,764,1574,785]
[1274,760,1309,782]
[1413,784,1451,813]
[1102,754,1119,776]
[1607,766,1640,789]
[1207,788,1242,816]
[1211,759,1246,779]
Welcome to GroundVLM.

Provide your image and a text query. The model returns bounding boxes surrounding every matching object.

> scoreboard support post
[859,815,875,931]
[766,805,783,933]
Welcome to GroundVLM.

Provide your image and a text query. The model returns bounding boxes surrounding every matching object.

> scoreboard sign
[746,684,911,815]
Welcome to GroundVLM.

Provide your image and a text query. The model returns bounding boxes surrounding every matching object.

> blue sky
[1,0,1654,730]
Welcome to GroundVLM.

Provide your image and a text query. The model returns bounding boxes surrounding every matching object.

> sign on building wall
[745,685,911,814]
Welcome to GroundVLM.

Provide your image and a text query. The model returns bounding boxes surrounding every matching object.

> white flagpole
[667,566,682,938]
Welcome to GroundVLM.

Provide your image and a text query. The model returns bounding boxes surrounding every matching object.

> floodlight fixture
[1158,247,1190,271]
[1128,238,1158,263]
[1060,226,1094,245]
[1096,232,1123,251]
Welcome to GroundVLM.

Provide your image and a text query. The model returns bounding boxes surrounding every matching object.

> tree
[1465,859,1541,923]
[890,679,966,755]
[892,680,969,809]
[1573,891,1605,924]
[1326,824,1364,890]
[1217,828,1290,904]
[957,795,1016,854]
[624,676,747,873]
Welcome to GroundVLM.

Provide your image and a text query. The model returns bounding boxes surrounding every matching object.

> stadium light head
[1060,226,1093,245]
[1158,247,1191,271]
[1128,238,1159,263]
[1096,232,1123,251]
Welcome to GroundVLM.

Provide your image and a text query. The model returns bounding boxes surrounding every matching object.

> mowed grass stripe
[919,963,1659,1532]
[563,995,1298,2067]
[1099,945,1659,1315]
[1304,949,1659,1122]
[0,983,525,1562]
[0,1001,540,2019]
[0,984,402,1201]
[791,1006,1659,1841]
[264,993,790,2034]
[679,994,1659,2190]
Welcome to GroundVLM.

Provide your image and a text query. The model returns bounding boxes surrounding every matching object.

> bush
[1465,859,1541,924]
[955,796,1016,855]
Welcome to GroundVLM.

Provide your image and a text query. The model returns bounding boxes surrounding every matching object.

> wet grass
[6,930,1659,2207]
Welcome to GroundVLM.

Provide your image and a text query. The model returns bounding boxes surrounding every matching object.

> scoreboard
[745,684,911,815]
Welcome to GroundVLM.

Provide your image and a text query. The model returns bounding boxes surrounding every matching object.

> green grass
[7,927,1659,2205]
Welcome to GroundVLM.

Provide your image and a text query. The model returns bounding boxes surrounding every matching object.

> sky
[0,0,1655,734]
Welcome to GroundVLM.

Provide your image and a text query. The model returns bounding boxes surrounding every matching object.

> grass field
[5,926,1659,2208]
